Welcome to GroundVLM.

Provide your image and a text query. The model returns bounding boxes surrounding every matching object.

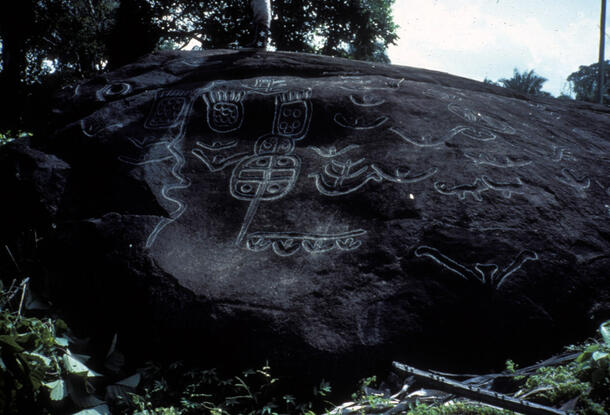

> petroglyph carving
[481,176,524,198]
[448,103,516,135]
[193,89,314,248]
[129,90,196,249]
[309,159,438,196]
[145,141,191,249]
[203,89,246,133]
[349,94,386,107]
[457,127,497,141]
[434,176,523,201]
[233,135,302,245]
[389,126,467,147]
[191,149,249,172]
[195,140,238,151]
[118,154,174,165]
[80,118,123,137]
[243,78,288,94]
[464,152,532,168]
[273,89,312,138]
[556,168,590,194]
[422,88,460,101]
[334,113,389,130]
[96,82,132,101]
[357,302,383,346]
[145,90,191,129]
[434,178,488,201]
[371,165,439,184]
[549,146,577,162]
[246,229,367,256]
[308,144,360,158]
[415,246,539,289]
[338,79,374,91]
[230,154,300,201]
[127,137,169,149]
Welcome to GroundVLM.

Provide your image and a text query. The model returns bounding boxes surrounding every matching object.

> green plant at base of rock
[510,320,610,415]
[0,278,105,415]
[112,362,331,415]
[406,402,515,415]
[0,130,32,146]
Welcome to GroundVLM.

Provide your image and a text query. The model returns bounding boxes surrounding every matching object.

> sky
[387,0,608,97]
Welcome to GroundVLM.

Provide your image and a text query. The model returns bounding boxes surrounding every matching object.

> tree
[151,0,398,62]
[0,0,117,130]
[567,61,610,105]
[0,0,398,131]
[498,68,550,96]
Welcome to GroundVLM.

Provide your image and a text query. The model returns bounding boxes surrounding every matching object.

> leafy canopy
[498,68,550,97]
[567,61,610,104]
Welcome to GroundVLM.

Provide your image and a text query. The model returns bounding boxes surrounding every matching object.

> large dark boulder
[2,49,610,382]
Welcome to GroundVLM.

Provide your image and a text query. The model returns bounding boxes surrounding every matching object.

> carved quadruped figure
[434,178,489,202]
[434,176,524,201]
[203,89,246,133]
[414,246,539,289]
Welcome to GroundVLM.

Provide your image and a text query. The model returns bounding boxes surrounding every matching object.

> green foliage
[0,130,32,146]
[498,68,550,96]
[509,320,610,415]
[0,279,106,414]
[567,61,610,104]
[111,362,332,415]
[406,402,515,415]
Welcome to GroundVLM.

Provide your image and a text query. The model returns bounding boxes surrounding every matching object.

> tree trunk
[0,0,35,130]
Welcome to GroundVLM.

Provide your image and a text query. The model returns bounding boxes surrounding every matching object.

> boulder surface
[2,49,610,381]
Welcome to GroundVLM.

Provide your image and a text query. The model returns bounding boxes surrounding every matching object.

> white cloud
[388,0,602,96]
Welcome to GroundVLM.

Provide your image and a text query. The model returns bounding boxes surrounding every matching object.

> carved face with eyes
[254,134,295,155]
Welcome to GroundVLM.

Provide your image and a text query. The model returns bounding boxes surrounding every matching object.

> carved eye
[267,184,281,194]
[276,157,291,166]
[240,184,254,193]
[279,139,292,151]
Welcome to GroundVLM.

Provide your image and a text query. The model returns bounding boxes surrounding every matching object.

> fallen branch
[392,362,570,415]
